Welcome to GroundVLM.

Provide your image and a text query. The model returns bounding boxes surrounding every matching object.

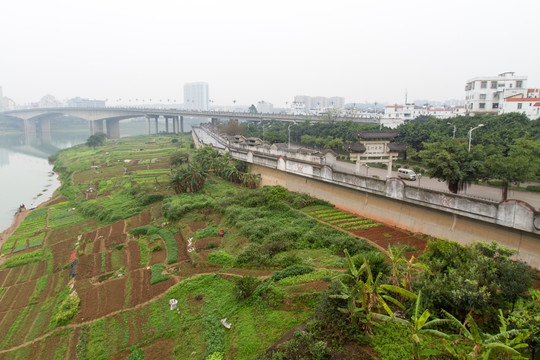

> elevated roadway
[2,107,379,140]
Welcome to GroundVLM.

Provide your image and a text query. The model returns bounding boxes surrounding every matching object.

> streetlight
[447,122,457,138]
[288,122,297,149]
[468,124,484,152]
[363,163,369,176]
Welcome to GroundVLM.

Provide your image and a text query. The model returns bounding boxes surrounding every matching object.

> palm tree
[169,172,186,194]
[240,173,261,188]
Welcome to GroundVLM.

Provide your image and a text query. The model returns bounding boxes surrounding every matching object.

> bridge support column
[24,119,37,145]
[155,117,159,134]
[172,116,178,134]
[211,117,218,126]
[180,116,184,133]
[94,120,104,134]
[165,117,169,133]
[106,119,121,139]
[146,117,151,135]
[37,118,51,143]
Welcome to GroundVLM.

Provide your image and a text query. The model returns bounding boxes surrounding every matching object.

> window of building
[517,81,523,88]
[479,94,486,100]
[518,103,523,109]
[481,81,487,88]
[479,103,486,109]
[492,103,499,109]
[491,81,498,89]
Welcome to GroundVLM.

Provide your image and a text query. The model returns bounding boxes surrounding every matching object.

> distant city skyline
[1,0,539,107]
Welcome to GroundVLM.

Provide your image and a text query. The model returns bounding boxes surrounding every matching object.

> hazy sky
[1,0,539,107]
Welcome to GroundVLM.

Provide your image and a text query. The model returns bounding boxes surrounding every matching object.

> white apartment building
[292,95,345,113]
[184,82,209,110]
[381,104,465,128]
[499,89,540,120]
[465,72,527,115]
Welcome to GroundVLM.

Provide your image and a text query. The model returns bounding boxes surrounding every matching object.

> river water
[0,132,89,232]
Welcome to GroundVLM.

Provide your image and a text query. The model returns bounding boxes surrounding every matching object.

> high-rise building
[184,82,209,110]
[328,97,345,109]
[294,95,311,110]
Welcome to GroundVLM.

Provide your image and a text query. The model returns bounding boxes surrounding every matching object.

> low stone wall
[192,125,540,266]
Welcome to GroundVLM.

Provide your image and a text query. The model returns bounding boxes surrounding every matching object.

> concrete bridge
[2,107,379,141]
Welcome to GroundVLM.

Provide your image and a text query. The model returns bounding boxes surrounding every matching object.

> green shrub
[193,224,219,239]
[136,193,164,206]
[253,280,284,308]
[129,225,160,236]
[271,264,314,281]
[261,330,331,360]
[234,275,259,300]
[527,185,540,193]
[162,194,217,220]
[150,263,169,285]
[207,250,235,266]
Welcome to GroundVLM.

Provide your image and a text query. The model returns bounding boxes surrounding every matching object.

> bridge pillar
[211,117,218,126]
[95,120,104,134]
[165,117,169,133]
[180,116,184,133]
[155,117,159,134]
[172,116,178,134]
[106,119,121,139]
[24,119,36,136]
[146,117,151,135]
[37,118,51,143]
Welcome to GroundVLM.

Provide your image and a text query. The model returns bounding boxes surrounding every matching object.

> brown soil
[150,248,167,265]
[194,236,222,250]
[142,337,177,359]
[126,241,142,270]
[354,225,426,256]
[189,221,207,232]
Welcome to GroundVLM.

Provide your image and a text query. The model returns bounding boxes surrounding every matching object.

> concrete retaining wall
[192,125,540,267]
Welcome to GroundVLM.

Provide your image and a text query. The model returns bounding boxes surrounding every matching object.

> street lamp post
[288,122,297,149]
[468,124,484,152]
[447,122,457,138]
[363,163,369,176]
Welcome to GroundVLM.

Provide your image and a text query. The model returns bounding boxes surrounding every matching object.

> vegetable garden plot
[127,268,175,307]
[75,277,127,321]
